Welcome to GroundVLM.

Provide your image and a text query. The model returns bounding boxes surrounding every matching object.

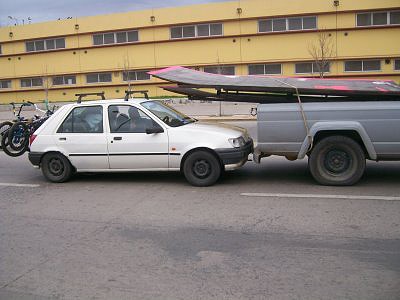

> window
[123,70,151,81]
[295,62,330,74]
[203,65,235,75]
[395,59,400,71]
[258,16,317,32]
[58,106,103,133]
[86,73,112,83]
[0,80,11,89]
[108,105,153,133]
[0,44,2,55]
[248,64,282,75]
[52,75,76,85]
[356,11,400,27]
[93,30,139,45]
[20,77,43,88]
[170,23,223,39]
[25,38,65,52]
[344,60,381,72]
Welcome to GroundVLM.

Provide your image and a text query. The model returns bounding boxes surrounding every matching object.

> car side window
[57,106,103,133]
[108,105,154,133]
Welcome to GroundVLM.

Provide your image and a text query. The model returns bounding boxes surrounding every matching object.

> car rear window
[57,106,103,133]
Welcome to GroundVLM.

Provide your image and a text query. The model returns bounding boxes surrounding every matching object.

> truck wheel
[41,153,73,183]
[183,150,221,187]
[309,135,365,186]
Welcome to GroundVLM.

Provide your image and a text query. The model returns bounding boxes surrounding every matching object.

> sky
[0,0,228,26]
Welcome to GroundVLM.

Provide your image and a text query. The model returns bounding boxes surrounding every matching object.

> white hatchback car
[28,99,253,186]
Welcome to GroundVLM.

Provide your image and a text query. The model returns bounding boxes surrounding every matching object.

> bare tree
[122,53,133,93]
[42,65,52,107]
[308,30,334,78]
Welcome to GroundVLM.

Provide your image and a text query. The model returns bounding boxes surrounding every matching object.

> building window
[203,65,235,75]
[295,62,330,74]
[53,75,76,85]
[395,59,400,71]
[258,16,317,33]
[25,38,65,52]
[0,80,11,89]
[0,44,2,55]
[356,11,400,27]
[344,60,381,72]
[20,77,43,88]
[86,73,112,83]
[93,30,139,46]
[123,70,151,81]
[170,23,223,39]
[248,64,282,75]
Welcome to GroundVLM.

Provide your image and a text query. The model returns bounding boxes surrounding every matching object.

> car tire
[183,150,221,187]
[309,135,365,186]
[41,153,73,183]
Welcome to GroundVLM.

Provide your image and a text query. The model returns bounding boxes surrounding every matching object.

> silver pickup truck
[254,101,400,186]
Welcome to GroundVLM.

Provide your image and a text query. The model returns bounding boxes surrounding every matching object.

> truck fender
[297,121,377,160]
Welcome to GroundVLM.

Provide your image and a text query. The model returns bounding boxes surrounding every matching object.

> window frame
[25,38,66,52]
[92,30,139,46]
[356,10,400,27]
[394,59,400,71]
[86,73,112,84]
[295,62,330,74]
[170,23,223,39]
[0,80,11,89]
[203,65,235,75]
[248,63,282,75]
[20,77,43,88]
[52,75,77,86]
[258,16,317,33]
[344,60,381,72]
[122,70,151,82]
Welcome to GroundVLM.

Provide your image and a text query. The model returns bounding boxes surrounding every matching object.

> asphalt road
[0,121,400,300]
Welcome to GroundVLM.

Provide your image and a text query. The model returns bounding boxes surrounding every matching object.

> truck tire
[41,153,73,183]
[309,135,365,186]
[183,150,221,187]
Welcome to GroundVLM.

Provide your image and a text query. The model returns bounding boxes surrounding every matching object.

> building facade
[0,0,399,103]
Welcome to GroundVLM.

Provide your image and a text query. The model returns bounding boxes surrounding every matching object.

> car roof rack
[75,92,105,103]
[124,90,149,101]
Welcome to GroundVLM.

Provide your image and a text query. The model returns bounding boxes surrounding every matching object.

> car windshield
[141,100,196,127]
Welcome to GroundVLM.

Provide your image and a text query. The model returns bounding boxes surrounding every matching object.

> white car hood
[180,121,247,137]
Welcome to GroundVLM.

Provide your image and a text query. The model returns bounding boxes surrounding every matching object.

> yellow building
[0,0,399,103]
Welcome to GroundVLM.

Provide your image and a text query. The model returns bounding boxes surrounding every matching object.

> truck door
[106,104,169,170]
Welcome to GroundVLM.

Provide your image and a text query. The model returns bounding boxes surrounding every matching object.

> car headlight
[229,136,246,148]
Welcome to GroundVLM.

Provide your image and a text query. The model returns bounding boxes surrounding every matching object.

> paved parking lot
[0,121,400,299]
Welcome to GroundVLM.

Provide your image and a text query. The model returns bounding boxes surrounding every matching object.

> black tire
[0,121,13,150]
[41,153,73,183]
[183,150,221,187]
[309,135,365,186]
[1,130,26,157]
[8,121,29,151]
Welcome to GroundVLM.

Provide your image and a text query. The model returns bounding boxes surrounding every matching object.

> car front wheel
[183,150,221,187]
[41,153,73,183]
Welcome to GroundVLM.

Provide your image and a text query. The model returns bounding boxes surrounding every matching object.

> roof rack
[124,90,149,101]
[75,92,105,103]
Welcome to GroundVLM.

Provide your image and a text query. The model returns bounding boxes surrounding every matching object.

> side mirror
[145,126,164,134]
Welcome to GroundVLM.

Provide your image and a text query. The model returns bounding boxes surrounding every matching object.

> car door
[106,104,169,170]
[55,105,109,170]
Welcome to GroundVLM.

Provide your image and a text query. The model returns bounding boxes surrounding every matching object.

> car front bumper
[215,139,253,168]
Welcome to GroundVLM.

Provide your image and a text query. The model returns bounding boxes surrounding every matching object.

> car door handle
[59,137,67,141]
[113,137,122,141]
